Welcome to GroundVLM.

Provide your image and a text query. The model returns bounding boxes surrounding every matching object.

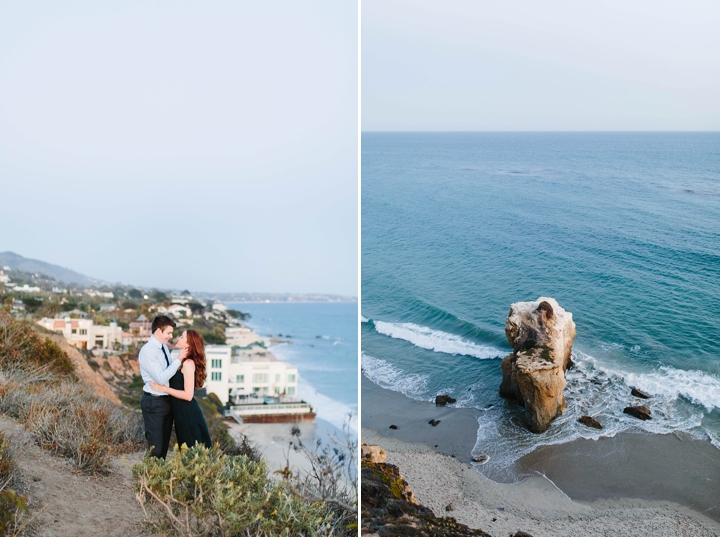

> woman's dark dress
[169,366,212,449]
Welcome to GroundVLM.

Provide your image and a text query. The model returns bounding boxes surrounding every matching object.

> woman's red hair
[183,330,207,388]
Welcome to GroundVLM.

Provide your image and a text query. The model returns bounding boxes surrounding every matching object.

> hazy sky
[363,0,720,131]
[0,1,357,295]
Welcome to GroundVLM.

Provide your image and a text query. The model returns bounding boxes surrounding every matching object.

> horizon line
[361,129,720,133]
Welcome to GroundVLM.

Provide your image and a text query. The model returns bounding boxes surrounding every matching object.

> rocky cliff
[499,297,576,433]
[361,459,491,537]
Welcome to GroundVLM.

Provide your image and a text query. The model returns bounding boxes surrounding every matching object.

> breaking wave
[372,321,503,360]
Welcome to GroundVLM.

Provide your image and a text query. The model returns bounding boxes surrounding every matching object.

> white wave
[360,315,369,323]
[361,352,428,398]
[373,321,502,359]
[297,378,357,435]
[627,366,720,412]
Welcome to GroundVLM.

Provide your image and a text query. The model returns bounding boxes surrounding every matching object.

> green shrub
[133,444,336,537]
[0,432,29,536]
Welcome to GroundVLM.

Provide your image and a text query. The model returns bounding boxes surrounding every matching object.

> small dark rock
[445,503,455,512]
[631,387,651,399]
[491,518,497,522]
[428,419,441,426]
[389,424,398,429]
[471,455,489,464]
[578,415,603,429]
[624,405,652,420]
[513,532,535,537]
[435,394,457,406]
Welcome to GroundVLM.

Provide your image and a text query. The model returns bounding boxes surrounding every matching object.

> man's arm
[139,346,181,386]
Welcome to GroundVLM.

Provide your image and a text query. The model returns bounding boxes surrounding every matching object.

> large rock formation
[499,297,576,433]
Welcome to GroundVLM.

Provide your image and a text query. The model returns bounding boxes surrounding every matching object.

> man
[139,315,182,458]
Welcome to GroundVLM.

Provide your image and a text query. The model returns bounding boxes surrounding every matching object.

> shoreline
[362,376,720,533]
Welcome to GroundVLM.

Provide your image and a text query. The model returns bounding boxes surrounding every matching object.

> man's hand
[177,348,188,361]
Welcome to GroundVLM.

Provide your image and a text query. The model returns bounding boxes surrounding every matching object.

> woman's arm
[149,360,195,401]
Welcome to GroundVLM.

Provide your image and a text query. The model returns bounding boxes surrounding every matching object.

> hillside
[0,252,101,287]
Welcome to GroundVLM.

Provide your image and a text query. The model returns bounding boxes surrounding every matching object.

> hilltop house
[0,271,9,284]
[13,284,41,293]
[172,345,299,405]
[37,317,123,350]
[167,304,191,318]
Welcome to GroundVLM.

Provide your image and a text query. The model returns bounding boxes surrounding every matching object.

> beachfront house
[225,326,263,348]
[36,317,123,350]
[172,344,299,405]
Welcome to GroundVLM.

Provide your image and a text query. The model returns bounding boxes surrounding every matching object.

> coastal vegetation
[0,312,144,474]
[0,432,28,537]
[134,444,334,537]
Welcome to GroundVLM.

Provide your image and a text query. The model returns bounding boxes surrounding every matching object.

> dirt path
[0,415,156,537]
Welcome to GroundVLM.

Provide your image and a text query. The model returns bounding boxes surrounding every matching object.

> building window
[71,329,77,334]
[236,375,244,383]
[253,387,261,392]
[288,374,296,383]
[211,359,222,369]
[252,373,269,383]
[211,372,222,381]
[287,387,296,395]
[79,329,87,335]
[95,340,104,347]
[275,374,281,382]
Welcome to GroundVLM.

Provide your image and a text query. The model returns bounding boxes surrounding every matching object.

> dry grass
[0,313,144,474]
[0,369,144,474]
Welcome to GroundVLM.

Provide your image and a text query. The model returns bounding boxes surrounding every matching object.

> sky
[363,0,720,131]
[0,1,358,296]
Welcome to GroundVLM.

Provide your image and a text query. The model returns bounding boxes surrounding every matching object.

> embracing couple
[139,315,212,458]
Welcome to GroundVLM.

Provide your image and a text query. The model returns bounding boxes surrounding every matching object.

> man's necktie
[161,345,170,366]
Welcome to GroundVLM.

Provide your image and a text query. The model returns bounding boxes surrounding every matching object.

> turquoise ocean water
[361,132,720,482]
[228,302,358,438]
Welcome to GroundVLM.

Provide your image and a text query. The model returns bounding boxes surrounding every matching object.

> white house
[0,271,9,284]
[13,284,41,293]
[225,327,263,348]
[171,345,299,405]
[168,304,191,318]
[37,317,123,350]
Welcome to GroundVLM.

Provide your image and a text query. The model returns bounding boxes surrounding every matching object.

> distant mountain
[0,252,102,287]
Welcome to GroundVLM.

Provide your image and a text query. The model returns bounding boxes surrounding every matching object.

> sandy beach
[228,421,320,474]
[362,376,720,536]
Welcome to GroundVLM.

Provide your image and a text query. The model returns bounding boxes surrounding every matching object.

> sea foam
[361,352,429,398]
[373,321,503,360]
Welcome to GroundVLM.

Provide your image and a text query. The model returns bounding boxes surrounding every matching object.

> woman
[149,330,212,449]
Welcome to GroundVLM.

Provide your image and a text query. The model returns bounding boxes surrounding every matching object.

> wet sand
[362,376,720,534]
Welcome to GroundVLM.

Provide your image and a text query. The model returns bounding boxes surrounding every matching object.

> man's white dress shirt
[138,336,181,396]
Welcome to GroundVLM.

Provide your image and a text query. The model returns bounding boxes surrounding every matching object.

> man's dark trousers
[141,393,173,458]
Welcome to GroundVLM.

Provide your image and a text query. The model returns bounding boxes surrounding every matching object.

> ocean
[361,132,720,482]
[227,302,358,439]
